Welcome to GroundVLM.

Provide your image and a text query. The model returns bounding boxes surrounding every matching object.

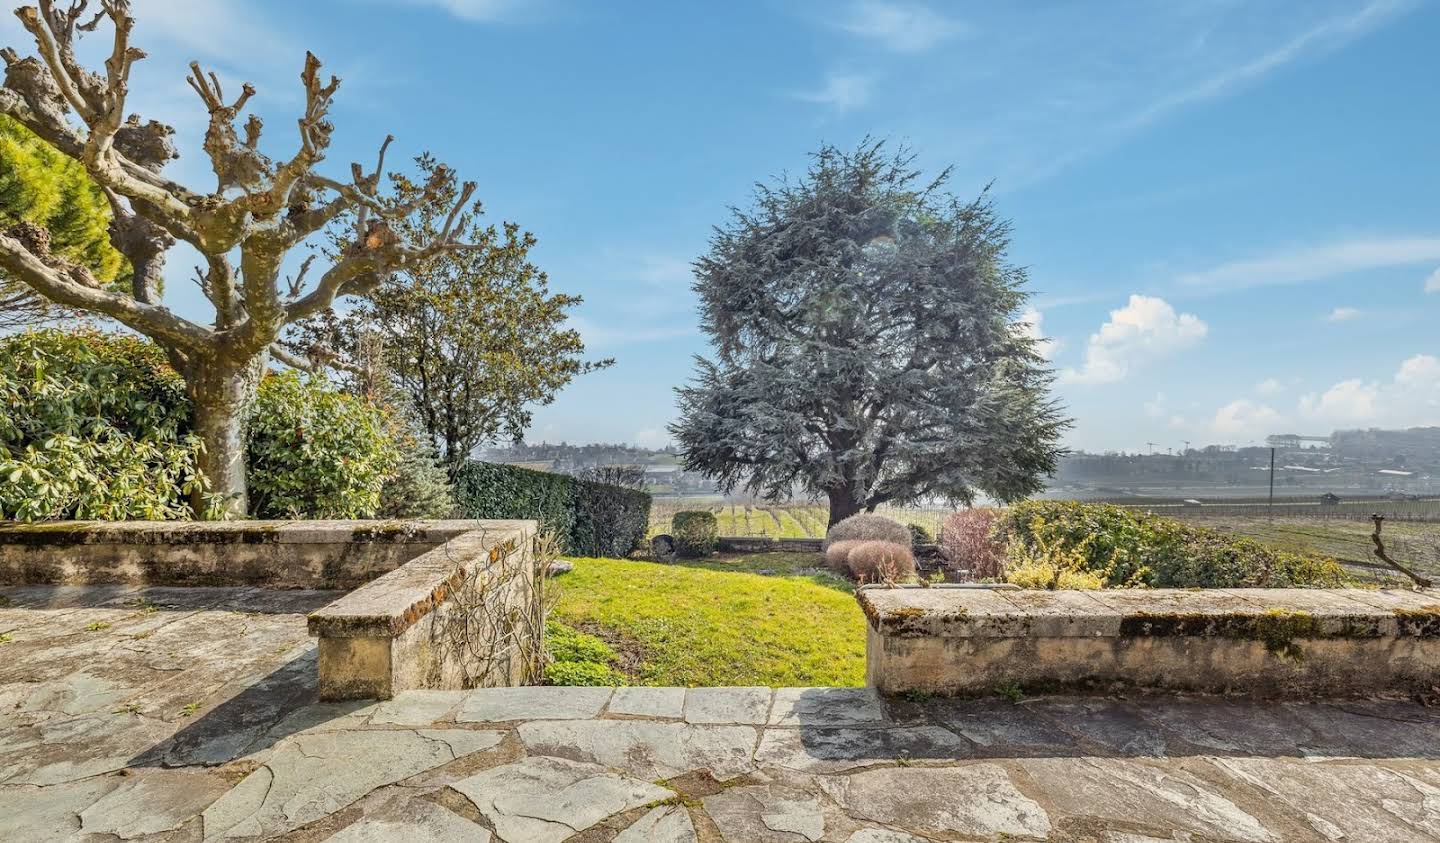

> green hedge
[452,460,651,558]
[994,500,1349,589]
[672,510,718,557]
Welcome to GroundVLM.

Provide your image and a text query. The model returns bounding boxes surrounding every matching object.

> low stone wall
[859,585,1440,697]
[717,536,824,553]
[0,519,479,589]
[0,518,543,700]
[309,521,540,700]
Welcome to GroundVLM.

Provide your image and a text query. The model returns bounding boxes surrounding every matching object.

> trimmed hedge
[452,460,651,558]
[672,510,718,557]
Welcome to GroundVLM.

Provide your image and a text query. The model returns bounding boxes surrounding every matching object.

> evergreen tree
[0,115,125,327]
[670,140,1070,525]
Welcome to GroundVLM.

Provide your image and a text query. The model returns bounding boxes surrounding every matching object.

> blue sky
[7,0,1437,452]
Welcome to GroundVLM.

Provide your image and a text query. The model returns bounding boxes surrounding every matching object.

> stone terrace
[4,585,1440,841]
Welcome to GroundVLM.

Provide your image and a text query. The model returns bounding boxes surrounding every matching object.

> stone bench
[308,521,538,700]
[858,585,1440,697]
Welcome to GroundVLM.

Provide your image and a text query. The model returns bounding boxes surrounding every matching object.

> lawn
[548,552,866,687]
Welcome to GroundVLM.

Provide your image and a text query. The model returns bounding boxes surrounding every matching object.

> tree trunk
[186,356,263,519]
[826,487,864,527]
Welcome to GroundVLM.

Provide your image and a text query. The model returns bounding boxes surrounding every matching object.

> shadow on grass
[660,551,855,594]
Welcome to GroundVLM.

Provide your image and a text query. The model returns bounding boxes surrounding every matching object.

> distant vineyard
[648,499,952,539]
[1114,496,1440,523]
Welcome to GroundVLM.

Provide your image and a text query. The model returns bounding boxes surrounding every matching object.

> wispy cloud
[835,1,967,53]
[1425,268,1440,293]
[1177,236,1440,292]
[1326,306,1361,323]
[790,71,875,113]
[397,0,530,22]
[1116,0,1412,134]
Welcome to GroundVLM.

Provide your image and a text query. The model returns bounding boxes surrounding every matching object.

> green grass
[550,553,865,687]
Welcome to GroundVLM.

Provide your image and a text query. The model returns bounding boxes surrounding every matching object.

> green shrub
[672,510,718,557]
[452,461,651,557]
[994,500,1348,589]
[246,372,400,519]
[906,523,933,546]
[0,329,204,520]
[376,427,455,519]
[823,513,911,550]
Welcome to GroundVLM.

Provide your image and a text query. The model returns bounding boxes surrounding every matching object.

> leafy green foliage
[545,660,625,686]
[672,139,1069,525]
[0,116,127,327]
[246,372,401,519]
[285,153,609,474]
[452,461,651,557]
[995,500,1350,589]
[671,510,718,557]
[906,523,933,546]
[0,329,203,520]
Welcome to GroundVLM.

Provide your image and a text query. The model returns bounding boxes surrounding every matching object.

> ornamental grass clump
[824,539,866,575]
[823,513,912,551]
[845,540,917,584]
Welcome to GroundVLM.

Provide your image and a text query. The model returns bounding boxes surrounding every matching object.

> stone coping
[859,586,1440,639]
[0,518,486,545]
[307,522,535,639]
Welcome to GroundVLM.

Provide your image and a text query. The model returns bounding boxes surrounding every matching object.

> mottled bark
[185,355,264,518]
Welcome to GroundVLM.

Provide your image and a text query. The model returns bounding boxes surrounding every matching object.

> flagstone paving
[3,585,1440,841]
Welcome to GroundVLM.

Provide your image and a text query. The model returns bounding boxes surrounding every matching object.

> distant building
[1319,492,1341,506]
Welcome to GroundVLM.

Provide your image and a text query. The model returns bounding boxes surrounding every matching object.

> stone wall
[309,522,541,700]
[0,519,543,700]
[0,519,481,589]
[859,585,1440,697]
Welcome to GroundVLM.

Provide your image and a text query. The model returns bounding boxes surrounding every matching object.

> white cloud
[1210,399,1283,440]
[1061,295,1207,385]
[1299,379,1379,425]
[836,1,966,53]
[1327,306,1361,322]
[791,72,875,113]
[1424,267,1440,293]
[634,428,671,449]
[1297,354,1440,429]
[1254,378,1283,396]
[1015,307,1059,360]
[1177,236,1440,292]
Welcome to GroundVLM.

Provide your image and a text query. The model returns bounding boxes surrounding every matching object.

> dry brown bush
[846,540,917,583]
[823,539,866,574]
[940,507,1006,580]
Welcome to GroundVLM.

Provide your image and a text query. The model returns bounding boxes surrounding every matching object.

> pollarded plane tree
[0,1,482,516]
